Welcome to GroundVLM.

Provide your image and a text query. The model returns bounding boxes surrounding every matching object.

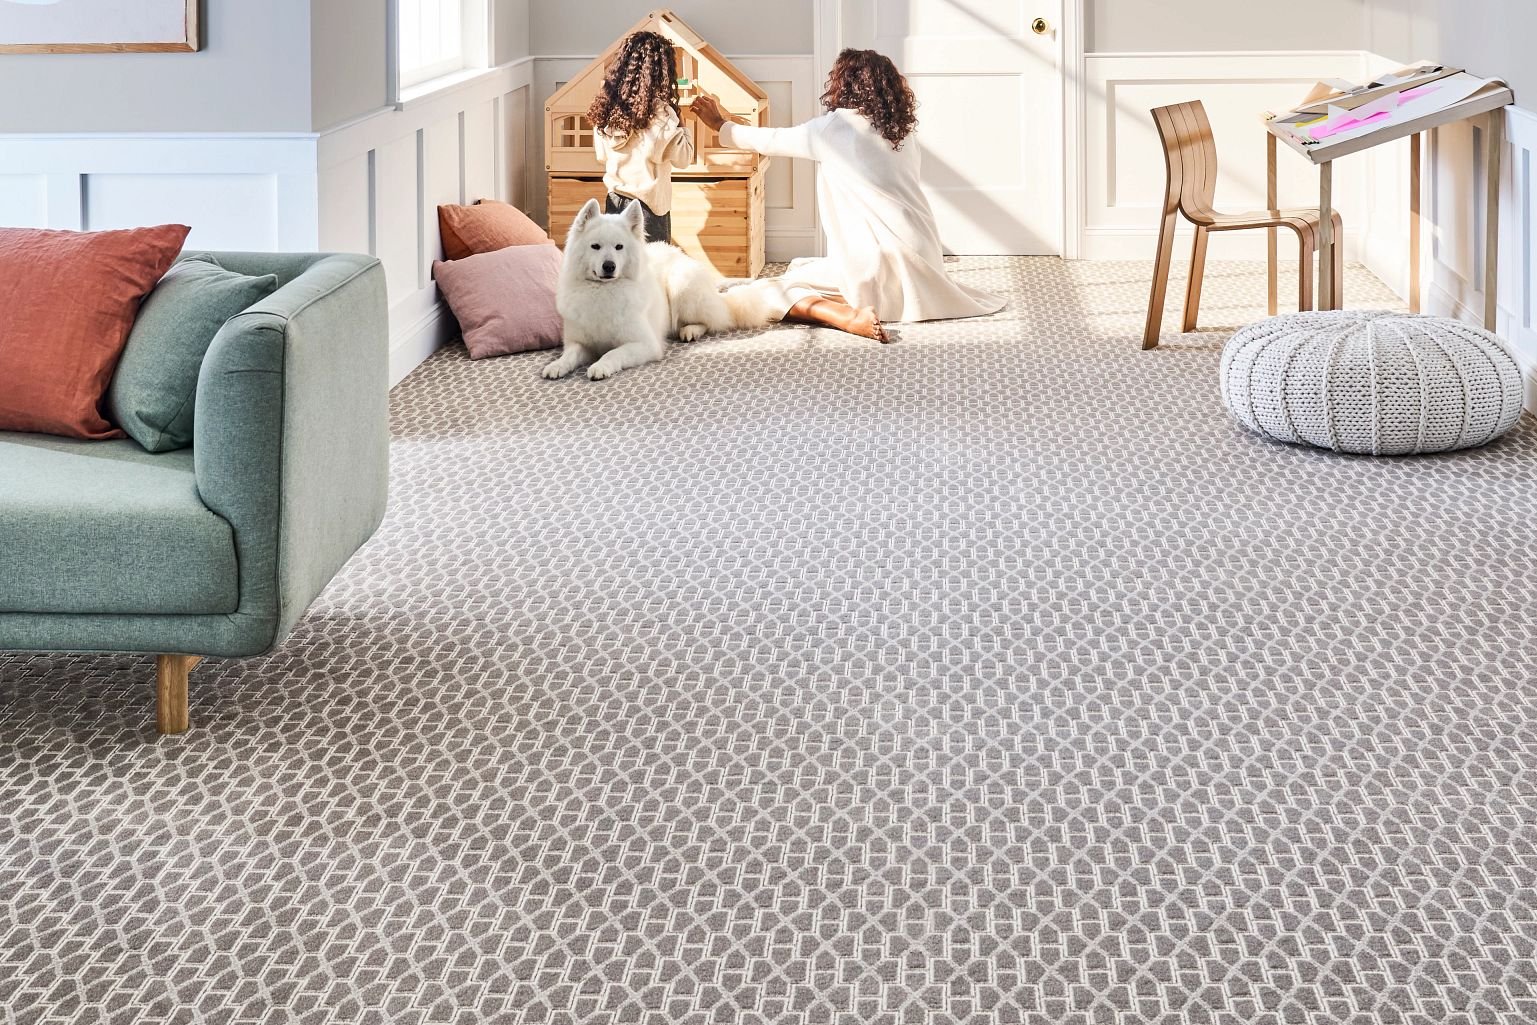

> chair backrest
[1150,100,1219,217]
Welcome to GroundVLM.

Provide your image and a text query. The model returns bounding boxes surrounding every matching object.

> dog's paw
[541,360,572,380]
[587,361,619,381]
[678,323,707,343]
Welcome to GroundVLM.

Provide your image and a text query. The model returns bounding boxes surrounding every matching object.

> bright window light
[397,0,487,91]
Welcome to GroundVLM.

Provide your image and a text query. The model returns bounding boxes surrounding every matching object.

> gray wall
[311,0,530,131]
[0,0,312,133]
[1364,0,1536,105]
[495,0,531,64]
[529,0,814,55]
[309,0,530,131]
[312,0,388,131]
[0,0,538,134]
[1086,0,1367,53]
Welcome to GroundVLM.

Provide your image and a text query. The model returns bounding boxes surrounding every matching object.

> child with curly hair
[587,30,696,244]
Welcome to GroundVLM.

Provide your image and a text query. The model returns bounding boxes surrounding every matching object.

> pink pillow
[433,243,563,359]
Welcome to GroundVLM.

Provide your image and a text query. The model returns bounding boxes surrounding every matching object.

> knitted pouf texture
[1219,309,1524,455]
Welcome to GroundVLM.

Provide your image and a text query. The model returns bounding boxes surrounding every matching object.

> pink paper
[1311,109,1392,140]
[1310,83,1443,141]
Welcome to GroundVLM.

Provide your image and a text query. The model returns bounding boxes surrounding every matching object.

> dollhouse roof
[545,9,769,111]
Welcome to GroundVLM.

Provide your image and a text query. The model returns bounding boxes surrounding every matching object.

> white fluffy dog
[545,198,771,381]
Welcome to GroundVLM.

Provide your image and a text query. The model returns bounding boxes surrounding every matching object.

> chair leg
[156,654,202,734]
[1181,226,1210,332]
[1297,228,1315,313]
[1330,212,1344,310]
[1143,211,1180,349]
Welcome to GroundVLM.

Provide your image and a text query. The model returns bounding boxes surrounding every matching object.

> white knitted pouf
[1219,310,1523,454]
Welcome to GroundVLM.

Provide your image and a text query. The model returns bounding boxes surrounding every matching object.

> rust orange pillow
[0,224,190,439]
[438,199,548,260]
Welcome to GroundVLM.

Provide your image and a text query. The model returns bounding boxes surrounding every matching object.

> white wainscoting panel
[317,59,535,384]
[530,55,819,262]
[0,175,47,228]
[1392,104,1537,410]
[87,174,283,252]
[1080,52,1371,262]
[1504,107,1537,409]
[733,56,819,261]
[0,61,535,389]
[0,135,320,249]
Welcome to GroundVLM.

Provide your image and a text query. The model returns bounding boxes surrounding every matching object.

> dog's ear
[570,198,603,237]
[621,199,647,240]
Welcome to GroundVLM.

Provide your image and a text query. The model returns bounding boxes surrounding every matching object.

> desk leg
[1267,132,1278,316]
[1485,111,1503,331]
[1409,132,1421,314]
[1318,161,1334,310]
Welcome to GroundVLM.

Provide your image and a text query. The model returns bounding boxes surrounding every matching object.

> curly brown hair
[821,49,918,149]
[586,31,680,138]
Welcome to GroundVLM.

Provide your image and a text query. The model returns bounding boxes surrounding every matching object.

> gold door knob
[1031,17,1049,34]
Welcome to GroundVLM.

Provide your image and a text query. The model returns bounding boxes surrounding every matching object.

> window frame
[391,0,491,100]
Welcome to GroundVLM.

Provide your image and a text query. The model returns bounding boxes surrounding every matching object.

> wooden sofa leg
[156,654,202,734]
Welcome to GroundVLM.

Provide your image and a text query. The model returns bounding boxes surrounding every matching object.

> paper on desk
[1310,92,1401,139]
[1300,72,1497,148]
[1296,66,1462,114]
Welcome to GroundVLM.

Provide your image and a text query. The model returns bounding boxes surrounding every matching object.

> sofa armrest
[193,254,389,655]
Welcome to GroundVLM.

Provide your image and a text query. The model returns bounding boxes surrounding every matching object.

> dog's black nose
[601,260,616,277]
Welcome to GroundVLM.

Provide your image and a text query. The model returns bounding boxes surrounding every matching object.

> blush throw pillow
[109,255,279,453]
[438,199,549,260]
[0,224,190,439]
[433,243,563,359]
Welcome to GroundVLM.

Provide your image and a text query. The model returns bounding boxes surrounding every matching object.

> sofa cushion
[0,435,238,615]
[109,255,279,453]
[0,224,190,440]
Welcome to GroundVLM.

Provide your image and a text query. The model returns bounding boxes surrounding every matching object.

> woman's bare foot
[847,306,889,342]
[786,296,889,341]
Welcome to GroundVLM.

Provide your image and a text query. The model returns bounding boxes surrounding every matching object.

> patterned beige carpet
[3,259,1536,1023]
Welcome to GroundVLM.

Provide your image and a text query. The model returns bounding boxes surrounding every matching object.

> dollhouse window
[556,116,594,150]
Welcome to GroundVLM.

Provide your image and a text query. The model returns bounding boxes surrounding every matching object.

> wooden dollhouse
[544,10,772,278]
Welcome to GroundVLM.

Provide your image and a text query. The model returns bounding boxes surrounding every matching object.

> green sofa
[0,252,390,733]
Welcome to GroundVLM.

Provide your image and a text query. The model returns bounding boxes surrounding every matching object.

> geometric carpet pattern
[2,259,1536,1023]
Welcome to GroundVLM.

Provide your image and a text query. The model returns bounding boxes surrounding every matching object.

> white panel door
[872,0,1063,255]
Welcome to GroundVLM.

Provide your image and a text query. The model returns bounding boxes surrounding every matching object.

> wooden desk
[1265,82,1514,329]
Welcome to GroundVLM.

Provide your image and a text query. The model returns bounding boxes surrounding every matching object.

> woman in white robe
[691,49,1005,340]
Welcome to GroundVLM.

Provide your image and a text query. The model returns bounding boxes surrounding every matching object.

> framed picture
[0,0,199,53]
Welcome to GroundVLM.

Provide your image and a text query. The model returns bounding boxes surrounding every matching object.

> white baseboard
[389,302,459,387]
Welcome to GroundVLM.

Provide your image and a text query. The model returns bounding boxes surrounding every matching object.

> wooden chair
[1143,100,1343,350]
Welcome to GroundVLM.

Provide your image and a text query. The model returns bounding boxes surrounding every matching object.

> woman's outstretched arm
[718,120,816,160]
[693,95,817,160]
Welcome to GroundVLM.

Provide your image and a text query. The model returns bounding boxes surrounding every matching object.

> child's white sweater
[594,103,695,216]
